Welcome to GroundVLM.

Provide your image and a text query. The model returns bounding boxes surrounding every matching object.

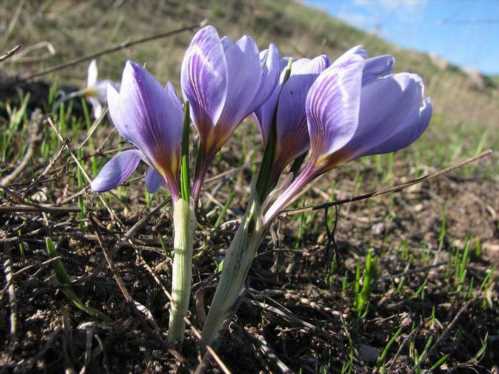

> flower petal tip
[90,150,142,193]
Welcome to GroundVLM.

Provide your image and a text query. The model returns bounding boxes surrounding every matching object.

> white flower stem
[201,200,264,346]
[168,198,195,343]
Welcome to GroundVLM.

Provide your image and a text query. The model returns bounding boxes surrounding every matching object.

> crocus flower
[253,54,330,184]
[181,25,281,199]
[264,46,432,223]
[84,59,119,119]
[90,61,183,200]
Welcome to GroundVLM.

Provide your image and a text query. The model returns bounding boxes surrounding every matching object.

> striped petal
[263,51,365,222]
[181,25,228,141]
[106,61,183,199]
[274,55,331,167]
[306,51,365,163]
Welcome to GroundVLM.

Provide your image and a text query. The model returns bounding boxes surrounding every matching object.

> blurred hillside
[1,0,498,142]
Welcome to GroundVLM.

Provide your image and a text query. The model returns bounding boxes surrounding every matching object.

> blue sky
[305,0,499,75]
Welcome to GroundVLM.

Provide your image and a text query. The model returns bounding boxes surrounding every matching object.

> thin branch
[3,253,17,337]
[121,202,167,242]
[419,298,476,368]
[281,150,493,217]
[205,165,245,184]
[0,256,62,301]
[0,204,81,214]
[90,216,133,303]
[0,44,22,62]
[387,327,419,369]
[21,21,206,81]
[243,328,292,374]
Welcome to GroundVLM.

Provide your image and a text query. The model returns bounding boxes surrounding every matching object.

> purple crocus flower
[264,46,432,223]
[253,54,330,182]
[90,61,184,200]
[181,25,281,200]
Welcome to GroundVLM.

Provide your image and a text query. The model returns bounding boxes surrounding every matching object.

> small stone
[31,188,48,202]
[483,241,499,265]
[371,222,385,235]
[413,203,424,212]
[359,344,379,363]
[407,183,422,194]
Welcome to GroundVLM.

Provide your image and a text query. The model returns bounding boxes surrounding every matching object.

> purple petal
[215,34,262,141]
[181,25,228,140]
[108,62,183,180]
[253,56,289,144]
[252,88,280,144]
[277,56,331,131]
[145,167,166,193]
[274,55,331,165]
[332,45,367,68]
[263,162,317,224]
[165,82,183,112]
[362,55,395,85]
[366,98,431,155]
[249,43,281,111]
[341,73,431,159]
[306,50,366,162]
[91,150,142,192]
[292,55,331,76]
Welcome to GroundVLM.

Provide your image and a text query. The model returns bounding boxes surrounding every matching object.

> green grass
[353,248,376,318]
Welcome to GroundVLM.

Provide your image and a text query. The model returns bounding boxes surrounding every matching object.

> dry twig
[420,298,476,367]
[281,150,493,216]
[0,44,22,62]
[0,256,62,300]
[21,21,206,81]
[2,252,17,337]
[245,329,292,374]
[121,201,167,242]
[0,204,80,213]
